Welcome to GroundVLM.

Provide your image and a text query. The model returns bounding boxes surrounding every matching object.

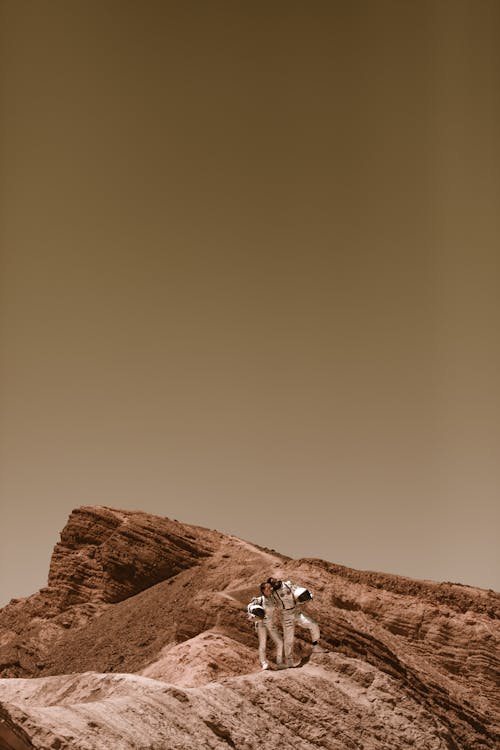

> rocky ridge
[0,505,499,750]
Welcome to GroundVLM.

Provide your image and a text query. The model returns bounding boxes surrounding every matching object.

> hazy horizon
[1,1,499,606]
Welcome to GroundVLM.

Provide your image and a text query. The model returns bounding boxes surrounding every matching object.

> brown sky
[1,1,499,605]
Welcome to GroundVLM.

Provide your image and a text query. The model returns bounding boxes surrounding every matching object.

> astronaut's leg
[295,611,320,642]
[295,611,328,652]
[266,621,283,664]
[282,610,297,666]
[256,622,269,669]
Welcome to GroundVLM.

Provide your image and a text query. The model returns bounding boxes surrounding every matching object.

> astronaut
[247,581,284,670]
[267,577,327,667]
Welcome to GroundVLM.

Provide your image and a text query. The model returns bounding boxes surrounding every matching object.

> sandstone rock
[0,506,221,679]
[48,506,216,605]
[0,506,498,749]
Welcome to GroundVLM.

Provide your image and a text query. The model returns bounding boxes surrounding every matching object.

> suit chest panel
[275,587,295,609]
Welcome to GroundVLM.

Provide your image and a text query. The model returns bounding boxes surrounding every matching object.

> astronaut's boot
[311,643,328,654]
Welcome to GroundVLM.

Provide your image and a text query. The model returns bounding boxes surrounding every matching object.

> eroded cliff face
[48,506,216,605]
[0,506,498,750]
[0,507,221,676]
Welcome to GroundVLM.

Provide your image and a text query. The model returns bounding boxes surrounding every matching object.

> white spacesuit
[267,578,324,666]
[247,591,283,670]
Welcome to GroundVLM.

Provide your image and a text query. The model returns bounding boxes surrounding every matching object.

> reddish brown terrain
[0,506,498,749]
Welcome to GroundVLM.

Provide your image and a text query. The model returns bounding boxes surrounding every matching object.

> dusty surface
[0,505,499,749]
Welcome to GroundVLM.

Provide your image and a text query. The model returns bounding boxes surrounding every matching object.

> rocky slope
[0,505,499,750]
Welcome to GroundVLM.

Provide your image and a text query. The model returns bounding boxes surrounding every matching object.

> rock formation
[0,505,498,749]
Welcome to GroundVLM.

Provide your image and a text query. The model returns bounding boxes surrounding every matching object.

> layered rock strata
[0,506,498,750]
[0,656,470,750]
[0,506,220,677]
